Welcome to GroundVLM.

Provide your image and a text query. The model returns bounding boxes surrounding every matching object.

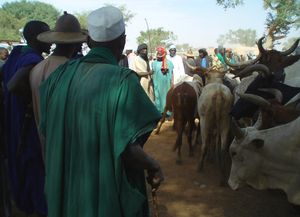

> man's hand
[147,164,164,191]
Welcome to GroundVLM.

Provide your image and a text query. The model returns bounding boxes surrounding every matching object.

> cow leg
[195,119,201,145]
[174,121,184,164]
[155,107,167,134]
[187,119,195,157]
[219,118,230,186]
[198,118,207,172]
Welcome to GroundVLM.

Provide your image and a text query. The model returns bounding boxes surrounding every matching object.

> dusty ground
[145,121,300,217]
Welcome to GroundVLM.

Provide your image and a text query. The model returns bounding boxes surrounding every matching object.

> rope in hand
[151,188,159,217]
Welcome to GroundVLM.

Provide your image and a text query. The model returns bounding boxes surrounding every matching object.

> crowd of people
[0,5,256,217]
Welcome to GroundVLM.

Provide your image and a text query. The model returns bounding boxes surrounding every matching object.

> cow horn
[224,53,261,69]
[231,119,246,140]
[237,93,271,108]
[258,88,283,103]
[233,64,270,79]
[257,37,266,54]
[280,38,300,56]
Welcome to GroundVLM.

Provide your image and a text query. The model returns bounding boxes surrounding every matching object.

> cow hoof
[176,159,182,165]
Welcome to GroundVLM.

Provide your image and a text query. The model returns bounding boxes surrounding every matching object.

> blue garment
[201,58,207,68]
[2,45,47,215]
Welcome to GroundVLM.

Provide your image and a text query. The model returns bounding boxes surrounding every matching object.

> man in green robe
[39,6,164,217]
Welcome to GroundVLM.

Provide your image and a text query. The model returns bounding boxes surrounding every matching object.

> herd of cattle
[155,37,300,205]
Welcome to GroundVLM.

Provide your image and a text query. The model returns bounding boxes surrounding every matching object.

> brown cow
[156,75,203,164]
[238,89,300,129]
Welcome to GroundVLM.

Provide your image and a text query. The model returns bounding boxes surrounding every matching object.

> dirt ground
[145,121,300,217]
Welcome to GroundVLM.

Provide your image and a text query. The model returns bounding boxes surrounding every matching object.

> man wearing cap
[30,12,86,157]
[182,49,196,78]
[132,43,154,101]
[2,20,51,216]
[167,44,185,84]
[39,6,164,217]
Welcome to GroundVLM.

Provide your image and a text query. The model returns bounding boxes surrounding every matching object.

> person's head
[156,47,167,61]
[226,48,233,58]
[37,12,87,58]
[87,6,126,62]
[23,20,51,54]
[169,44,176,57]
[137,43,148,55]
[214,48,219,55]
[184,49,194,59]
[125,48,133,56]
[0,47,9,61]
[198,48,207,58]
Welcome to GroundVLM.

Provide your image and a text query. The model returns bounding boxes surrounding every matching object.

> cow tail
[215,91,223,148]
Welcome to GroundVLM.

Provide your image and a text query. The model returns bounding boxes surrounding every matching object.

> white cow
[197,69,233,185]
[229,117,300,205]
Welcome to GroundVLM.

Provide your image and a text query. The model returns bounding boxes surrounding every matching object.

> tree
[0,0,60,40]
[217,29,257,46]
[136,27,177,55]
[216,0,300,48]
[216,0,244,9]
[75,11,90,30]
[264,0,300,48]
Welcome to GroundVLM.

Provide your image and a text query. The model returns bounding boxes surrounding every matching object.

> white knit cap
[169,44,176,50]
[87,6,125,42]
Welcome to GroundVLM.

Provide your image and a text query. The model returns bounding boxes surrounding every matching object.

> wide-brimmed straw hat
[37,11,87,44]
[184,49,194,57]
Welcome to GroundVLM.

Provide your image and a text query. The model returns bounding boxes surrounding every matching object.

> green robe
[39,47,161,217]
[151,60,174,113]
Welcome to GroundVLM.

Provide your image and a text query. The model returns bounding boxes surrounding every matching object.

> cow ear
[251,139,264,149]
[282,55,300,68]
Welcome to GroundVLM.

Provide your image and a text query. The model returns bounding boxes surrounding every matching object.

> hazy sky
[1,0,299,50]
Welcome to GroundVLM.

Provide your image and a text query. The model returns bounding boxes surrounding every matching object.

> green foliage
[216,0,244,9]
[216,0,300,46]
[217,29,257,46]
[264,0,300,42]
[75,11,90,30]
[0,0,60,40]
[0,10,22,40]
[136,27,177,55]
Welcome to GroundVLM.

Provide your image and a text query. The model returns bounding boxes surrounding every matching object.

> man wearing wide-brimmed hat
[29,11,86,157]
[31,12,86,113]
[39,6,164,217]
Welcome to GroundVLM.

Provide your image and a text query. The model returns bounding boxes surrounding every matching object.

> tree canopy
[216,0,300,47]
[0,0,60,40]
[217,29,257,46]
[136,27,177,55]
[216,0,244,9]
